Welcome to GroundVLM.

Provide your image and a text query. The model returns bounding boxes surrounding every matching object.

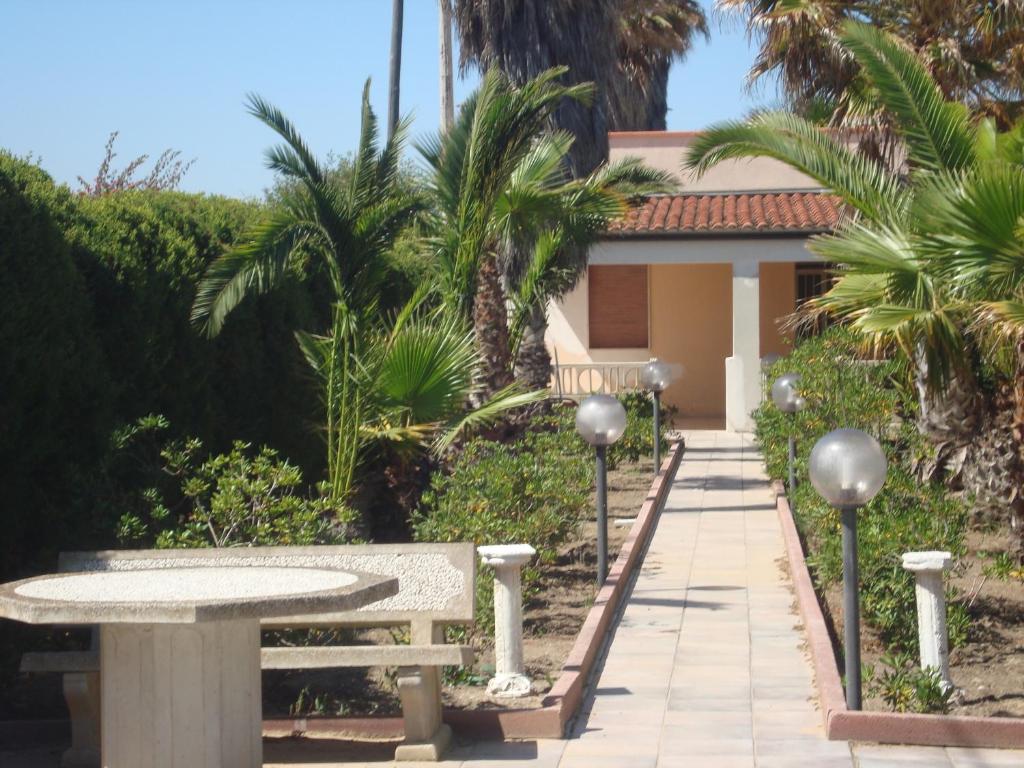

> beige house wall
[546,261,799,420]
[649,263,731,419]
[759,262,796,357]
[608,132,824,192]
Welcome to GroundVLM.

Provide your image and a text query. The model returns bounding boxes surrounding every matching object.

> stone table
[0,565,398,768]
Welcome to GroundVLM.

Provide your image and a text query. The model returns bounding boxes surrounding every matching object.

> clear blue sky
[2,0,769,199]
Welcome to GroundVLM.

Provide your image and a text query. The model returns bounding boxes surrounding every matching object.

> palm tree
[687,19,1024,551]
[192,85,538,505]
[718,0,1024,128]
[420,68,674,394]
[418,67,592,397]
[607,0,709,131]
[452,0,620,177]
[389,0,405,140]
[439,0,455,131]
[495,135,676,388]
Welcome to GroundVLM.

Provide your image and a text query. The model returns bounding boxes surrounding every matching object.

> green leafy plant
[111,416,351,549]
[413,418,590,634]
[865,653,955,714]
[755,329,970,657]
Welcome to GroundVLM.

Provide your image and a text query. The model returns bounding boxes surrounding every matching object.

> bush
[0,156,325,580]
[0,154,112,579]
[108,416,353,549]
[754,328,970,661]
[412,421,590,634]
[608,391,674,467]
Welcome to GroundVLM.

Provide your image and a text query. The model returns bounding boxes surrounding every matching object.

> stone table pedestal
[477,544,536,698]
[901,550,954,691]
[0,565,397,768]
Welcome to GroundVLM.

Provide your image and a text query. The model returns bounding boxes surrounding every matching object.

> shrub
[754,328,970,662]
[109,416,352,549]
[608,391,674,467]
[0,154,112,579]
[412,422,590,634]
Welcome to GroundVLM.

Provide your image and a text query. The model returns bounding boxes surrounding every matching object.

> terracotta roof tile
[608,191,844,237]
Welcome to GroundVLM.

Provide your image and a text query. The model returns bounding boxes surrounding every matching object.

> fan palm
[192,84,540,505]
[608,0,709,131]
[688,19,1024,550]
[718,0,1024,128]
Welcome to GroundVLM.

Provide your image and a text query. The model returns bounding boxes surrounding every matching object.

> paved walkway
[5,432,1022,768]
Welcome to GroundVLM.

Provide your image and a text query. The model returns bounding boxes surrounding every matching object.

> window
[588,265,649,348]
[795,262,834,338]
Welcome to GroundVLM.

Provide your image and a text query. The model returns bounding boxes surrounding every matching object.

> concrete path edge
[774,483,1024,749]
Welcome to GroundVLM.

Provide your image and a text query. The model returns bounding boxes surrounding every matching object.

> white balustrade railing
[550,361,645,400]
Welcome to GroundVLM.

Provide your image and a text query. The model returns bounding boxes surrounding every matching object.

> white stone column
[100,619,262,767]
[477,544,536,698]
[726,259,761,432]
[901,551,954,691]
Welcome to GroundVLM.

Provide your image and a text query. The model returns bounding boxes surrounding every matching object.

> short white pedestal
[101,620,262,768]
[901,550,954,691]
[477,544,535,698]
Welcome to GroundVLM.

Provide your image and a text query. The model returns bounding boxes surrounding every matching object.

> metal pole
[788,430,796,493]
[652,391,661,475]
[596,445,608,588]
[841,505,862,710]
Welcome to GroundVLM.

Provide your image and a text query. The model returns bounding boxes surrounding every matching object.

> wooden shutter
[588,265,649,348]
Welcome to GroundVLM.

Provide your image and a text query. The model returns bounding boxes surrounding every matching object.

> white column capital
[477,544,536,569]
[901,550,953,573]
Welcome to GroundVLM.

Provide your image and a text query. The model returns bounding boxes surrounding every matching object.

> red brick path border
[264,441,686,742]
[775,483,1024,749]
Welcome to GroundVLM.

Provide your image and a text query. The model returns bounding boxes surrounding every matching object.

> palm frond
[191,213,322,336]
[434,384,547,452]
[684,111,904,221]
[245,93,324,185]
[839,21,976,173]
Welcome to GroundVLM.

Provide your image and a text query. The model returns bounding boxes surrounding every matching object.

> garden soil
[820,528,1024,719]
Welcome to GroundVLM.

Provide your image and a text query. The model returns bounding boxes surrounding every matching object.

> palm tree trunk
[439,0,455,131]
[473,254,514,400]
[912,344,979,482]
[388,0,404,140]
[514,304,553,391]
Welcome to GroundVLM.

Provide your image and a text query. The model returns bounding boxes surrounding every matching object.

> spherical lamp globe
[808,428,887,508]
[771,373,804,414]
[640,358,673,393]
[575,394,627,446]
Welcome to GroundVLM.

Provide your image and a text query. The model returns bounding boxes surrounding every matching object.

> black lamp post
[640,358,672,475]
[808,428,887,710]
[771,373,806,495]
[576,394,627,587]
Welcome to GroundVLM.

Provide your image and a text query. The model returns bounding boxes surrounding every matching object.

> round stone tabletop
[0,566,398,625]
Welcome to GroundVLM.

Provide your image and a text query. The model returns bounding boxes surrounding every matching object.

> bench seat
[23,543,476,766]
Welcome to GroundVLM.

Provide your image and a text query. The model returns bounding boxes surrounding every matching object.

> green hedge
[0,155,321,581]
[756,329,969,658]
[0,155,111,579]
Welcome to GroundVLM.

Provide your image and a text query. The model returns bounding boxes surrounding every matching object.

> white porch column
[726,260,761,432]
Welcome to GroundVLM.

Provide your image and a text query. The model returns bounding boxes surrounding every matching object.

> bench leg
[393,665,451,761]
[61,672,100,768]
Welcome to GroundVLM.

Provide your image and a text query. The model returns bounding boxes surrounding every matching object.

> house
[545,131,843,431]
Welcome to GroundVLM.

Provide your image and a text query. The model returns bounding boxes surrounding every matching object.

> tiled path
[5,432,1022,768]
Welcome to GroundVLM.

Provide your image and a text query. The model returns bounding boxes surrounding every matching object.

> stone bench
[20,543,476,765]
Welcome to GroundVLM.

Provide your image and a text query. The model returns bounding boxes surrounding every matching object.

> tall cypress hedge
[0,154,322,581]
